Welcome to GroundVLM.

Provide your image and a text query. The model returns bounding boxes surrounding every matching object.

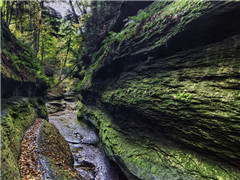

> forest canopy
[1,0,92,89]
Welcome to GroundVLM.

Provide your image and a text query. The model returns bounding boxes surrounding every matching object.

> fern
[130,10,148,22]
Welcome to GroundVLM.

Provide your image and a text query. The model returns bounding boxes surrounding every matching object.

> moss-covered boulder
[78,1,240,179]
[38,120,83,180]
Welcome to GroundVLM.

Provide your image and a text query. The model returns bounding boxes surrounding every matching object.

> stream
[46,96,119,180]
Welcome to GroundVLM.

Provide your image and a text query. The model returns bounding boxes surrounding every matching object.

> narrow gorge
[1,1,240,180]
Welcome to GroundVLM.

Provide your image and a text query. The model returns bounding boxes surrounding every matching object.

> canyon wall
[78,1,240,179]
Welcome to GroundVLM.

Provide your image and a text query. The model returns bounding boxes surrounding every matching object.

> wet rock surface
[47,98,119,180]
[38,120,82,180]
[78,1,240,179]
[46,100,66,114]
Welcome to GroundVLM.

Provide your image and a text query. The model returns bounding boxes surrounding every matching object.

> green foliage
[95,10,150,65]
[102,31,118,53]
[102,28,134,55]
[37,71,50,84]
[130,10,148,22]
[143,22,153,31]
[10,54,19,61]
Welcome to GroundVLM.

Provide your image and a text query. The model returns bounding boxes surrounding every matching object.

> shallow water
[47,100,119,180]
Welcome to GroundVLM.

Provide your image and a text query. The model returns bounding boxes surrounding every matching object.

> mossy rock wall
[1,97,47,180]
[99,35,240,166]
[1,19,49,180]
[78,1,240,179]
[78,104,240,180]
[1,20,48,98]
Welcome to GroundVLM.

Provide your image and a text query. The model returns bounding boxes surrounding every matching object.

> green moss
[40,121,71,158]
[79,1,227,91]
[1,98,47,180]
[38,121,82,180]
[77,104,240,179]
[130,10,148,22]
[78,2,240,178]
[150,166,157,174]
[1,23,49,85]
[96,35,240,167]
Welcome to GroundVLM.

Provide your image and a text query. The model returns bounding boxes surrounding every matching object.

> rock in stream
[47,99,119,180]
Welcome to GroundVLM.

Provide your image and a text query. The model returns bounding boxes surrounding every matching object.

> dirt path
[47,100,119,180]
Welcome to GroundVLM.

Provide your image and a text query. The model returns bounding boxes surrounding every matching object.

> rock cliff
[78,1,240,179]
[1,21,48,98]
[1,21,48,179]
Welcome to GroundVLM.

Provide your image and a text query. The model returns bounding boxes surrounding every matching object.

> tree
[1,1,88,86]
[33,1,43,56]
[69,0,79,24]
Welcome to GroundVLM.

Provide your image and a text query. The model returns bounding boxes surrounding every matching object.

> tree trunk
[69,0,79,24]
[8,2,14,27]
[41,34,44,63]
[33,1,43,56]
[18,2,23,34]
[6,1,10,26]
[63,36,72,68]
[2,1,6,19]
[69,0,83,34]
